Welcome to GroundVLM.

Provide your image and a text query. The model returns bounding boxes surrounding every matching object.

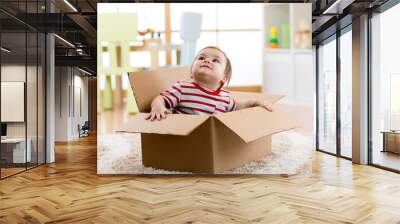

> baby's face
[191,48,227,87]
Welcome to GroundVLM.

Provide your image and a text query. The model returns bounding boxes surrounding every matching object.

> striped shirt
[160,81,236,115]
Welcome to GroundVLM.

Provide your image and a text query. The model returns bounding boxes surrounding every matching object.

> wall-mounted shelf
[262,3,313,106]
[263,4,312,51]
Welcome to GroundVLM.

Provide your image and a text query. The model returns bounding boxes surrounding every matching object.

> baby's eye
[213,59,220,63]
[198,56,205,60]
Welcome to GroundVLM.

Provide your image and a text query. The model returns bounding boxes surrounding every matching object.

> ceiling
[0,0,394,75]
[1,0,97,74]
[311,0,390,44]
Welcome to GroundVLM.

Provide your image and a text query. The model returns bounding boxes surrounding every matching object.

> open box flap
[214,106,299,143]
[231,91,284,104]
[128,67,191,112]
[120,113,209,136]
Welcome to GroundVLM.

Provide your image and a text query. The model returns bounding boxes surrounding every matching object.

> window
[317,37,337,154]
[340,29,352,158]
[390,74,400,130]
[171,3,217,31]
[98,3,263,86]
[371,2,400,171]
[171,3,263,86]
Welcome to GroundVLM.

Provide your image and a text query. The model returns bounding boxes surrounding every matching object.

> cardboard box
[121,67,298,173]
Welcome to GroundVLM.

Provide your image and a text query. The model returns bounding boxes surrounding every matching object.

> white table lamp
[180,12,202,66]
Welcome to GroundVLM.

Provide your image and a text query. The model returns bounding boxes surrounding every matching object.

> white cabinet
[262,4,313,106]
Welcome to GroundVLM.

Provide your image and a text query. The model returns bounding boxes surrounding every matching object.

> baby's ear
[220,77,228,86]
[222,75,228,83]
[190,66,194,79]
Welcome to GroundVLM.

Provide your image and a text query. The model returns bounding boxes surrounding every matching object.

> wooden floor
[0,135,400,223]
[1,163,46,178]
[1,167,26,178]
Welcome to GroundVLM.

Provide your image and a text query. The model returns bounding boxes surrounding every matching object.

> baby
[146,46,274,121]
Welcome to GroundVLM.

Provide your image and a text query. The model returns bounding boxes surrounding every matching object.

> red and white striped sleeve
[226,94,236,112]
[160,81,182,109]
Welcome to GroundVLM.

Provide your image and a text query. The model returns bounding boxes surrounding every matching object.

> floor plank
[0,134,400,223]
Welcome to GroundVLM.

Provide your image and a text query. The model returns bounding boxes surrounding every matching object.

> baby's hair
[195,46,232,86]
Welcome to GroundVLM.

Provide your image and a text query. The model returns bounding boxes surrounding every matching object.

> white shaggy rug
[97,131,313,176]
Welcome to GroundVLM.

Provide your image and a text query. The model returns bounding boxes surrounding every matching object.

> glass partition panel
[1,30,27,178]
[27,30,38,169]
[38,32,45,165]
[26,0,39,170]
[0,0,46,179]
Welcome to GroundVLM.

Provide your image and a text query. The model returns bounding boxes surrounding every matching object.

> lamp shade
[180,12,202,41]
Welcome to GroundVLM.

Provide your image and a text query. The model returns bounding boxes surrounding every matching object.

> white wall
[55,67,89,141]
[71,73,89,138]
[74,74,89,122]
[1,65,29,138]
[1,65,26,82]
[55,66,70,141]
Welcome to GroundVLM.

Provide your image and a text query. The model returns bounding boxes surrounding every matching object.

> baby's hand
[145,105,172,121]
[254,100,274,112]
